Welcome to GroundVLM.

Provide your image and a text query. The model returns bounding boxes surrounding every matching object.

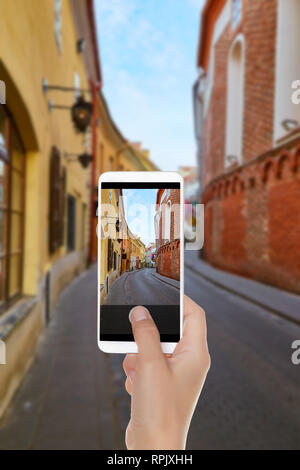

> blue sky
[94,0,205,171]
[123,188,157,245]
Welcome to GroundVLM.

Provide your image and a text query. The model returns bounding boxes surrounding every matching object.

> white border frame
[97,171,184,354]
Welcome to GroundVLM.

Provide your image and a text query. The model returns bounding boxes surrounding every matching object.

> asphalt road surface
[183,264,300,450]
[104,268,180,305]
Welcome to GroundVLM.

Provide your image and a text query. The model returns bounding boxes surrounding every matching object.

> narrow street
[104,268,179,305]
[0,258,299,449]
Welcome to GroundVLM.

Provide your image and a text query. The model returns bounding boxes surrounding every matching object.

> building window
[54,0,62,53]
[74,72,80,99]
[232,0,242,29]
[225,36,245,166]
[107,238,113,271]
[49,147,66,252]
[109,156,114,171]
[67,194,76,252]
[164,201,171,242]
[0,106,25,312]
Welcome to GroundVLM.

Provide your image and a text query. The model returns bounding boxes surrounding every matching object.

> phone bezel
[97,171,184,354]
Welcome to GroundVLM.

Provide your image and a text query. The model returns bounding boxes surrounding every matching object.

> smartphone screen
[99,181,181,345]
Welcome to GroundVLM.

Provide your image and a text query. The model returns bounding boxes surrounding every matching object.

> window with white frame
[55,0,62,53]
[225,37,245,166]
[164,201,171,242]
[232,0,242,29]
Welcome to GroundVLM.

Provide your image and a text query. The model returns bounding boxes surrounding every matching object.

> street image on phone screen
[99,182,181,344]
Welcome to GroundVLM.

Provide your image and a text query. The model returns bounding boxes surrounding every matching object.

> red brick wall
[203,24,231,187]
[202,0,277,186]
[221,188,247,274]
[157,240,180,281]
[243,0,277,162]
[269,170,300,292]
[202,145,300,294]
[156,189,181,281]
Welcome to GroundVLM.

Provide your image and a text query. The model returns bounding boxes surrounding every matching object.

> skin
[123,295,211,450]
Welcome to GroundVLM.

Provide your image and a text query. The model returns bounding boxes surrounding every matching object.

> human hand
[123,295,210,450]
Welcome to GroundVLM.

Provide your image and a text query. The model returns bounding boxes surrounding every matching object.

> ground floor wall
[0,250,87,420]
[202,142,300,294]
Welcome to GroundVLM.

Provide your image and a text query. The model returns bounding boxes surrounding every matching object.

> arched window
[164,201,171,242]
[225,35,245,167]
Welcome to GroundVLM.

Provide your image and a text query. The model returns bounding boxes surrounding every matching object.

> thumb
[129,306,164,363]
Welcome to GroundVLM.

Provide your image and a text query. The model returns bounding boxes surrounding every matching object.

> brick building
[194,0,300,294]
[155,189,180,281]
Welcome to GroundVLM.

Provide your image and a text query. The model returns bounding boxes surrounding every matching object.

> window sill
[0,296,37,341]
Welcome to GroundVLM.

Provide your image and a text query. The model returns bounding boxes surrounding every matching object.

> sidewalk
[185,251,300,325]
[0,264,127,450]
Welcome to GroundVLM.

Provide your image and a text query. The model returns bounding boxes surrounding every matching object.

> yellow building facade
[0,0,101,418]
[99,188,122,303]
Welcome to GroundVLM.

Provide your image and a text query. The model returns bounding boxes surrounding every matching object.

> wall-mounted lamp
[64,152,93,168]
[71,96,93,133]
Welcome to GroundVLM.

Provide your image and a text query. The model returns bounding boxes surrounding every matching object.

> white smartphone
[97,171,184,354]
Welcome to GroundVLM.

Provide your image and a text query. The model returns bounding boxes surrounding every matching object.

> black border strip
[100,334,180,342]
[101,182,180,189]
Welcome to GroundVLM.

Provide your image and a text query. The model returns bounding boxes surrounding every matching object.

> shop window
[0,106,25,312]
[49,147,66,253]
[107,238,113,271]
[67,194,76,252]
[81,203,86,249]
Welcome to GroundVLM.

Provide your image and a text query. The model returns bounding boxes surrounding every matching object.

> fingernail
[129,306,149,323]
[128,369,136,383]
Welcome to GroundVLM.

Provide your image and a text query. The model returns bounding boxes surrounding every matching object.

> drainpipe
[89,79,101,264]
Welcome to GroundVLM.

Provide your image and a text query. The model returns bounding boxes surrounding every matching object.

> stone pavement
[0,264,129,450]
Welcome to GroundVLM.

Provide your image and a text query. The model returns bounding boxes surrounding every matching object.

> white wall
[274,0,300,142]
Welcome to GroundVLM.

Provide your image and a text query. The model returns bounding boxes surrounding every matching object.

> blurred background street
[0,255,299,450]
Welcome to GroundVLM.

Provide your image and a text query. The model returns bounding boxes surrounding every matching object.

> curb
[185,262,300,327]
[151,272,180,290]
